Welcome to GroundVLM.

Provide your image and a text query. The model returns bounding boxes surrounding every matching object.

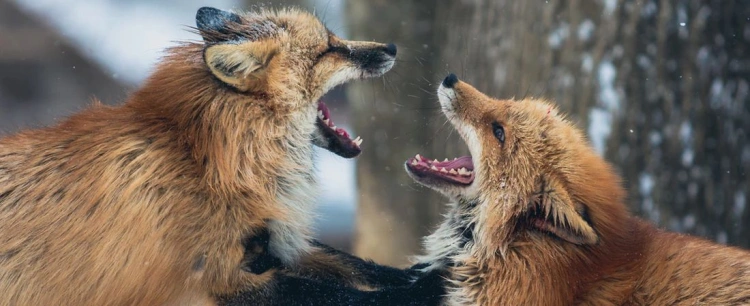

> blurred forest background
[1,0,748,267]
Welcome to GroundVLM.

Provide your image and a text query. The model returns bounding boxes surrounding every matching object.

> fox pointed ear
[530,177,598,245]
[204,41,278,92]
[196,7,242,42]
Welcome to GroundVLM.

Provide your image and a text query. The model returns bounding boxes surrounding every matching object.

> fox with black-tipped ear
[0,5,444,306]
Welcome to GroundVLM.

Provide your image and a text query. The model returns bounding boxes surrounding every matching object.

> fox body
[405,74,750,305]
[0,7,400,305]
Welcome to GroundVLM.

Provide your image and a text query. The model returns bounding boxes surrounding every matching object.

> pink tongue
[318,101,332,120]
[336,128,349,139]
[432,156,474,170]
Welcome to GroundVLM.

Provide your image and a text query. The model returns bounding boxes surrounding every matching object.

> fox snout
[442,73,459,88]
[343,42,397,75]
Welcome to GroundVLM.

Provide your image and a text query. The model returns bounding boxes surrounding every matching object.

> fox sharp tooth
[433,159,439,163]
[318,111,324,119]
[454,157,458,160]
[440,167,448,173]
[353,137,363,146]
[444,158,449,162]
[323,119,330,125]
[449,169,458,175]
[331,125,338,130]
[460,169,473,176]
[416,154,422,161]
[411,159,418,166]
[431,165,438,171]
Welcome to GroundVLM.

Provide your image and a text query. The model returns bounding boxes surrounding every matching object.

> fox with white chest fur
[405,74,750,305]
[0,6,404,305]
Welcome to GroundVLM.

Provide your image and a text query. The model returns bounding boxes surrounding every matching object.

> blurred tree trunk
[345,1,463,266]
[349,0,749,264]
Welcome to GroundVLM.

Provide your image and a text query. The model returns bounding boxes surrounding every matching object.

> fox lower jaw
[321,60,394,95]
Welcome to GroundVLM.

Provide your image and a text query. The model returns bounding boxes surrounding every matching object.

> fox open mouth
[405,154,475,186]
[314,101,363,158]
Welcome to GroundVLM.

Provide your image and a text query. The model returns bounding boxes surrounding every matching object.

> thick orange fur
[414,77,750,305]
[0,7,395,305]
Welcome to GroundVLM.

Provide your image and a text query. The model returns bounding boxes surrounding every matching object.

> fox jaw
[406,74,614,258]
[196,7,396,158]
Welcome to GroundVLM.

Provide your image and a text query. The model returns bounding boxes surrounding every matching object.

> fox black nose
[384,43,397,56]
[442,73,459,88]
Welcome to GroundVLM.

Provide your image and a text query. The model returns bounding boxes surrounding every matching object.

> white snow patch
[681,149,694,166]
[598,61,620,110]
[641,1,657,17]
[679,121,692,145]
[636,55,651,69]
[588,108,611,155]
[581,53,594,72]
[548,22,569,49]
[588,60,621,155]
[577,19,595,41]
[717,232,728,244]
[734,191,746,217]
[682,214,696,230]
[602,0,617,14]
[649,131,662,146]
[639,173,655,196]
[314,145,356,210]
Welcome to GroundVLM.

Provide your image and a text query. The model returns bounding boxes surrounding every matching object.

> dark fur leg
[304,240,422,288]
[218,269,445,306]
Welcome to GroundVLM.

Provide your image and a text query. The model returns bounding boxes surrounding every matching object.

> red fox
[0,6,432,305]
[404,74,750,305]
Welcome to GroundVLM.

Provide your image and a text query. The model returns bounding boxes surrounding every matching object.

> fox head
[194,7,395,158]
[406,74,628,257]
[131,7,395,194]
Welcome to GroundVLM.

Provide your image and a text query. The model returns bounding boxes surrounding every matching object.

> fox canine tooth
[323,119,330,125]
[411,159,418,166]
[416,154,422,160]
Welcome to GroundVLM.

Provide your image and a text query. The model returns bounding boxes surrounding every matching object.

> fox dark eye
[492,122,505,144]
